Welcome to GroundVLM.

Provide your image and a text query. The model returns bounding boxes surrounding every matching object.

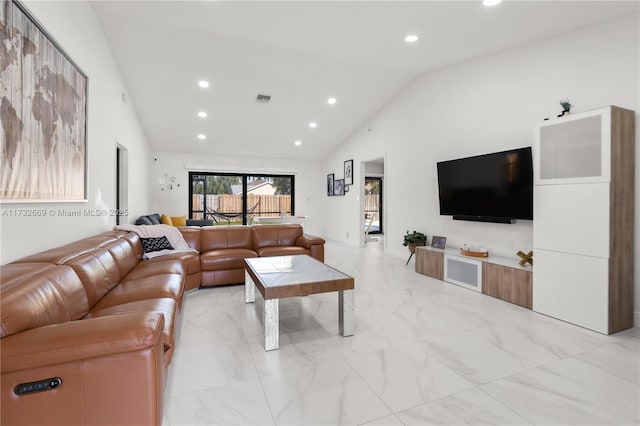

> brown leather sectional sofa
[0,224,324,425]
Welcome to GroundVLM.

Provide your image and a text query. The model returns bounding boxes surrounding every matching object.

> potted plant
[559,98,573,116]
[403,230,427,253]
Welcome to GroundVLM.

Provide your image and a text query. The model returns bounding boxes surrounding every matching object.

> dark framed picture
[1,0,88,202]
[334,179,345,196]
[431,236,447,249]
[327,174,334,196]
[344,159,353,185]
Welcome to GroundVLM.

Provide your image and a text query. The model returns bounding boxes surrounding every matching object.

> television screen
[437,147,533,222]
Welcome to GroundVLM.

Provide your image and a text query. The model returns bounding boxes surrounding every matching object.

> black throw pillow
[140,236,174,253]
[148,213,162,225]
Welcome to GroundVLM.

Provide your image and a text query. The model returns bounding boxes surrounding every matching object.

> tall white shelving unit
[532,106,634,334]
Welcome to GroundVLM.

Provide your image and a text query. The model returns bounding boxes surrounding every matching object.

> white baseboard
[634,311,640,328]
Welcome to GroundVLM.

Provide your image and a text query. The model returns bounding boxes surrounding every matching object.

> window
[189,172,294,225]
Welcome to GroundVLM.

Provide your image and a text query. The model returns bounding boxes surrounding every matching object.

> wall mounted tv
[436,147,533,224]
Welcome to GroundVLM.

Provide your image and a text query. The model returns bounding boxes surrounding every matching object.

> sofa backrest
[252,224,303,249]
[200,226,253,251]
[178,228,201,251]
[102,239,140,280]
[9,230,128,265]
[0,264,89,338]
[65,248,125,308]
[118,232,145,263]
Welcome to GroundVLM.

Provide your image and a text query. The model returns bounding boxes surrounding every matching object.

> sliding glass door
[189,172,294,225]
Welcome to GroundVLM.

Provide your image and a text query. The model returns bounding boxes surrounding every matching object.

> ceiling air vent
[256,94,271,104]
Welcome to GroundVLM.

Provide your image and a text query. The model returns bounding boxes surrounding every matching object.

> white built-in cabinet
[533,106,635,334]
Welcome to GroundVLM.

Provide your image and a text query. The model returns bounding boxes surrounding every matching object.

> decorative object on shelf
[403,230,427,265]
[327,174,335,196]
[431,235,447,250]
[517,250,533,267]
[460,248,489,258]
[558,98,573,117]
[334,179,345,196]
[1,1,87,203]
[344,159,354,185]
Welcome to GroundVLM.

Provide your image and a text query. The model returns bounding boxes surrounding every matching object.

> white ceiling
[91,1,638,160]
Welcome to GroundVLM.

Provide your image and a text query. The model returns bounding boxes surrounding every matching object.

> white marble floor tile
[164,379,274,425]
[360,414,405,426]
[472,316,609,367]
[575,338,640,384]
[247,331,343,376]
[417,330,536,385]
[481,357,640,425]
[396,387,531,425]
[168,341,258,396]
[259,358,392,425]
[345,343,474,412]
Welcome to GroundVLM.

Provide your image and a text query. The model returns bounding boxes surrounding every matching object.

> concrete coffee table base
[244,255,355,351]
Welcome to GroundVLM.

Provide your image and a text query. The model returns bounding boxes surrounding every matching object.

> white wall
[321,15,639,322]
[149,152,324,237]
[0,1,151,264]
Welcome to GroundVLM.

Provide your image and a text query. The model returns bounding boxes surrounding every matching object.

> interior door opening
[365,176,383,234]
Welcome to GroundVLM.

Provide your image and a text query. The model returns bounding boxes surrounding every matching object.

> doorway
[364,177,383,234]
[115,145,128,225]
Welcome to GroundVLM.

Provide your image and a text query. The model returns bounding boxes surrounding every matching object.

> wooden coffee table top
[243,255,354,300]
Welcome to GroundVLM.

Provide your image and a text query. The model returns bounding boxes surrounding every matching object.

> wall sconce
[159,174,180,191]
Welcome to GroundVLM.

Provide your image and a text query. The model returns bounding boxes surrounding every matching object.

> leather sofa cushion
[86,297,178,364]
[66,249,122,308]
[91,273,184,311]
[255,246,310,258]
[120,232,145,262]
[252,225,302,249]
[201,269,245,287]
[1,265,89,338]
[201,248,257,271]
[102,239,139,280]
[178,227,201,251]
[125,258,185,281]
[200,226,252,251]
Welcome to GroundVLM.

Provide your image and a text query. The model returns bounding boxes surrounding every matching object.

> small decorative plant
[403,230,427,247]
[559,98,573,112]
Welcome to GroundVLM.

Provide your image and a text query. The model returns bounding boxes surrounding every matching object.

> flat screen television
[436,147,533,223]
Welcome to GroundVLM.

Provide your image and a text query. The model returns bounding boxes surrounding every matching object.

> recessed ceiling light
[294,140,302,146]
[197,134,206,140]
[327,97,337,105]
[309,122,317,128]
[197,111,207,118]
[483,0,502,6]
[198,80,209,88]
[405,35,419,43]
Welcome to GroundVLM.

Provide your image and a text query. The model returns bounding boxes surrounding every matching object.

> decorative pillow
[171,216,187,226]
[160,214,173,225]
[140,236,174,253]
[148,213,162,225]
[135,215,153,225]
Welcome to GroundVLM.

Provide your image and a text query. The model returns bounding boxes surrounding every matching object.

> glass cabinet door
[534,107,611,185]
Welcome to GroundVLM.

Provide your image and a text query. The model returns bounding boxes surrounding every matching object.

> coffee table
[243,255,354,351]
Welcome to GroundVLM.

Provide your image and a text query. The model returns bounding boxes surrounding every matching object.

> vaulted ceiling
[92,1,638,160]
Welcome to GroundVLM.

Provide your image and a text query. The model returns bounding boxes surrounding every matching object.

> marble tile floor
[163,239,640,425]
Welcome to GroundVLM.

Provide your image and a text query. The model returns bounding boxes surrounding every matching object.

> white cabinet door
[533,249,609,334]
[534,107,611,185]
[444,254,482,292]
[533,183,610,258]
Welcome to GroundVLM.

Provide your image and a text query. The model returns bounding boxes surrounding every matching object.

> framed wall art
[0,0,88,202]
[327,173,334,196]
[334,179,345,196]
[344,159,353,185]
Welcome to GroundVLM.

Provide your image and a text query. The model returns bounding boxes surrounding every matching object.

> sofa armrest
[296,234,326,249]
[1,313,166,426]
[1,312,164,373]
